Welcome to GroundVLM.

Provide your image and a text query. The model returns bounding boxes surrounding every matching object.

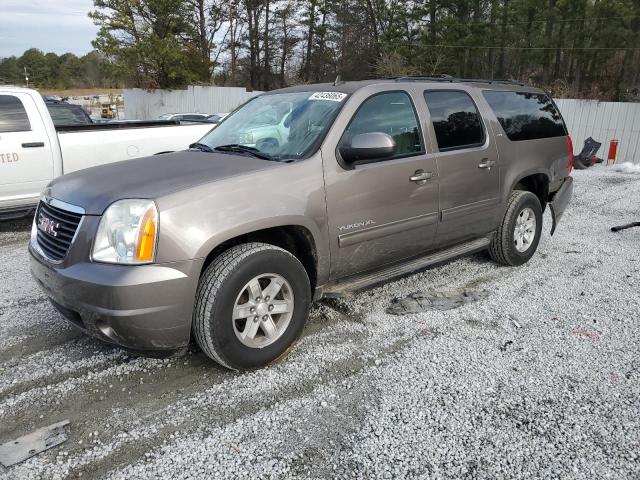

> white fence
[555,99,640,164]
[124,86,263,120]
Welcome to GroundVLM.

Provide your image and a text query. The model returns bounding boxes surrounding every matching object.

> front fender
[155,155,330,282]
[193,215,326,263]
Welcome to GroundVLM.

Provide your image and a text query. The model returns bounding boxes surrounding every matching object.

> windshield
[197,91,347,160]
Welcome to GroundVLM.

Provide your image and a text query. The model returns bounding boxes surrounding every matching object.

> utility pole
[23,67,29,88]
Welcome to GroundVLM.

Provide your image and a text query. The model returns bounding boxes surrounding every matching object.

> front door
[323,89,439,280]
[422,89,500,246]
[0,93,54,205]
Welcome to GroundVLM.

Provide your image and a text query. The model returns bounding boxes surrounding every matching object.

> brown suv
[29,77,574,370]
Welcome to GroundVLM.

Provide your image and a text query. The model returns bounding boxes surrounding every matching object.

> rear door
[323,88,439,279]
[422,89,500,246]
[0,93,54,205]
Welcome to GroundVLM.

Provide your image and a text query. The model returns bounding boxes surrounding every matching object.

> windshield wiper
[188,142,214,152]
[214,144,275,161]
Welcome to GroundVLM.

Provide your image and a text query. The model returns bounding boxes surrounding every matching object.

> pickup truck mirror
[339,132,396,164]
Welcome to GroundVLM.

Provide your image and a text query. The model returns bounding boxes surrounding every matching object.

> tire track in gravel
[0,306,361,450]
[0,306,351,422]
[100,325,441,479]
[108,370,382,480]
[0,296,49,317]
[3,311,428,479]
[0,326,83,363]
[0,339,127,398]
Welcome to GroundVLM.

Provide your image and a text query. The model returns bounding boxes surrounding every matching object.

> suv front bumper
[29,246,203,352]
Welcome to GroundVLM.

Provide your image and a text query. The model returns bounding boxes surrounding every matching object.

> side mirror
[339,132,396,163]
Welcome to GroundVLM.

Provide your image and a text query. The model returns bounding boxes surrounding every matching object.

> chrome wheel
[513,207,537,253]
[232,273,294,348]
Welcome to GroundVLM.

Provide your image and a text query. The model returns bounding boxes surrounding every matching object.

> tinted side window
[343,92,423,159]
[0,95,31,133]
[424,91,484,151]
[482,91,566,141]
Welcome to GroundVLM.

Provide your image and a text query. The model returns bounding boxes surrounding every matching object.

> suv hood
[45,151,280,215]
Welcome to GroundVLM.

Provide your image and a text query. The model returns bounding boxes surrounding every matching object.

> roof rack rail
[393,75,526,86]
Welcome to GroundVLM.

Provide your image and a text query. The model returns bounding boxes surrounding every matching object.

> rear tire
[193,242,311,370]
[489,191,543,266]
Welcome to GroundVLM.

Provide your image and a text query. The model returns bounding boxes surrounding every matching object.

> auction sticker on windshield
[309,92,347,102]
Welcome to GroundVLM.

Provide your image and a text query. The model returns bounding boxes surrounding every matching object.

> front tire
[193,242,311,370]
[489,191,543,266]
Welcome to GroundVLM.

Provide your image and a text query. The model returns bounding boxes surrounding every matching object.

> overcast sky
[0,0,98,58]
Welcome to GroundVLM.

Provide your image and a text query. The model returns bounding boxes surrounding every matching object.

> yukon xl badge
[338,220,376,232]
[38,213,59,237]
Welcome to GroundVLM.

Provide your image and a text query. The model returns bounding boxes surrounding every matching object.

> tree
[7,0,639,99]
[0,57,22,85]
[90,0,208,88]
[17,49,49,87]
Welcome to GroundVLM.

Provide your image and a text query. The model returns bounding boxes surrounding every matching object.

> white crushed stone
[612,161,640,174]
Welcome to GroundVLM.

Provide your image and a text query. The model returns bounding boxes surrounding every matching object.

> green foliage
[2,0,639,99]
[90,0,211,88]
[0,48,120,89]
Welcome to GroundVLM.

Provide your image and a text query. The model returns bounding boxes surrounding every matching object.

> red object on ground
[607,139,619,165]
[573,328,600,340]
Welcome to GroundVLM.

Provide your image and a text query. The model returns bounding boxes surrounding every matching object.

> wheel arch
[509,171,550,211]
[199,224,320,292]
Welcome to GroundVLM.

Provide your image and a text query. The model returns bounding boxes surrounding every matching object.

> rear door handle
[410,170,434,184]
[22,142,45,148]
[478,158,496,169]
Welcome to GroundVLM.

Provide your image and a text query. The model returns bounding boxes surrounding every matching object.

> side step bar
[320,236,491,298]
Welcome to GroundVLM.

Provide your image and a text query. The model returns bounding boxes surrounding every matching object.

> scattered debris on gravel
[0,421,70,467]
[1,165,639,479]
[386,288,489,315]
[611,221,640,232]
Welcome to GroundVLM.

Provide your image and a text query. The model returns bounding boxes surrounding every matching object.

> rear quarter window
[482,91,566,141]
[0,95,31,133]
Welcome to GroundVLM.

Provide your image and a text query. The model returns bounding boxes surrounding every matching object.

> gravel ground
[1,165,639,479]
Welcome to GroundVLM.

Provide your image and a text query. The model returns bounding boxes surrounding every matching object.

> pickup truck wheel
[193,242,311,370]
[489,191,543,266]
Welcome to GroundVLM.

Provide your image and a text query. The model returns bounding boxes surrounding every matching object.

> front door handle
[410,170,434,184]
[22,142,45,148]
[478,158,496,169]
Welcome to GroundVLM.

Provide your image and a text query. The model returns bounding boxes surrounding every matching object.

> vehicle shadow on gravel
[0,218,31,233]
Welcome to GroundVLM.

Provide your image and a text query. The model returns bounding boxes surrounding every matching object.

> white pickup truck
[0,86,215,219]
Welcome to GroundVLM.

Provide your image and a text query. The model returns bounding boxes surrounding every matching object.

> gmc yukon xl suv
[29,77,574,370]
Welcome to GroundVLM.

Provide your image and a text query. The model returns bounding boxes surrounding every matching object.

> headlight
[92,199,158,264]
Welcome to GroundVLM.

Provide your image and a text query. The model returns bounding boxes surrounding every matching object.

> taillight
[566,136,574,174]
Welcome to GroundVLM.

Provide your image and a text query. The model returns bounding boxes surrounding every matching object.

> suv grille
[36,201,82,261]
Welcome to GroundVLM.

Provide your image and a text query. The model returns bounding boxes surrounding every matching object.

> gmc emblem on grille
[38,213,59,237]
